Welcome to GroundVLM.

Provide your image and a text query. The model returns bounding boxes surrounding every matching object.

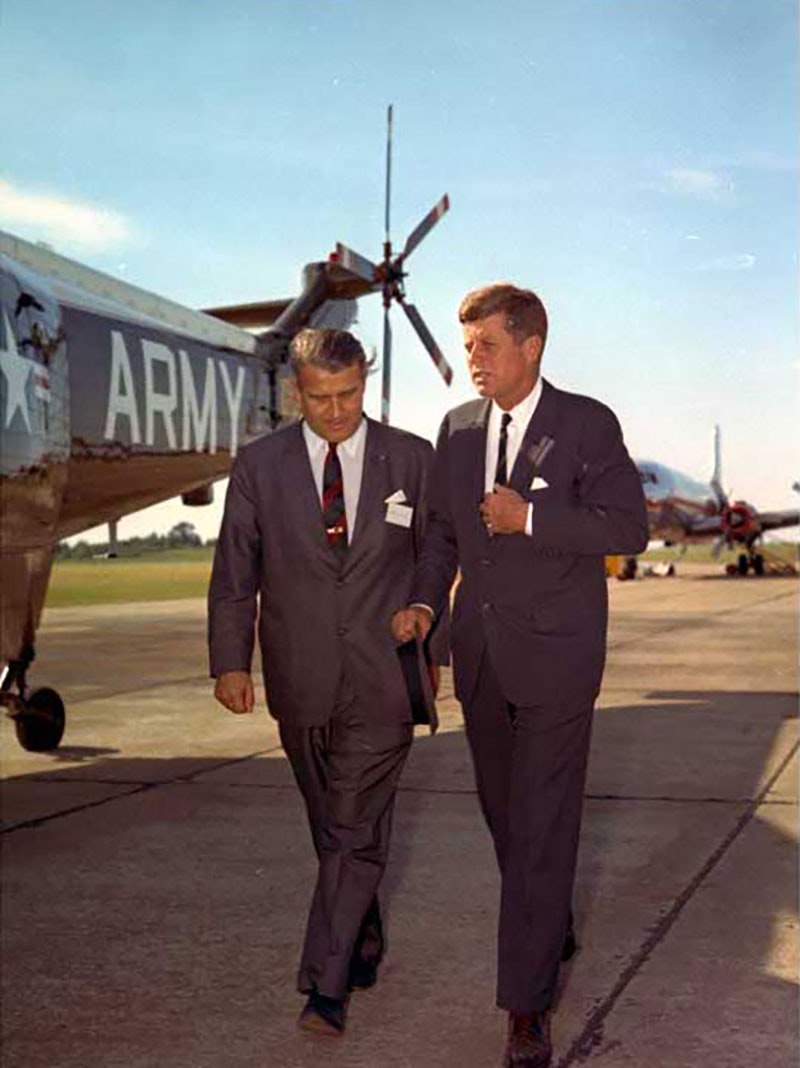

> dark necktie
[495,412,512,486]
[322,442,348,560]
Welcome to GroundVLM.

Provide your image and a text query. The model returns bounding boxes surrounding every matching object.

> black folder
[396,637,439,733]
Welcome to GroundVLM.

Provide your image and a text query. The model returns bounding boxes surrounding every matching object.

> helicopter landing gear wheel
[2,645,67,752]
[14,687,66,751]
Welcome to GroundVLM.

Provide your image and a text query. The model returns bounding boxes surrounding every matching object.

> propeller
[722,500,760,544]
[333,105,453,423]
[709,424,728,510]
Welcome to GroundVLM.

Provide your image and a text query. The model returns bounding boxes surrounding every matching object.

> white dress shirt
[484,377,543,493]
[302,417,367,543]
[484,377,543,536]
[411,378,545,616]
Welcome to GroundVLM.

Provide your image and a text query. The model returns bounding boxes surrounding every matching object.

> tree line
[55,522,215,560]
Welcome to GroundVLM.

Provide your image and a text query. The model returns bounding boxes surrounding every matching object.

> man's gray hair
[289,328,372,376]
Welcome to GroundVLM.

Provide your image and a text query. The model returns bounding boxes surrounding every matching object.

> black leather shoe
[347,955,379,991]
[502,1010,552,1068]
[298,991,347,1036]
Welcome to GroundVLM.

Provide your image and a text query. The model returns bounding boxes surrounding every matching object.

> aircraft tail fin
[710,424,728,508]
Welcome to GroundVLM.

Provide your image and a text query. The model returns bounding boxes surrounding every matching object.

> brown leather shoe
[502,1010,552,1067]
[298,991,347,1036]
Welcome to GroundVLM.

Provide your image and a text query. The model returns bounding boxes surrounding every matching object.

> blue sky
[1,0,797,541]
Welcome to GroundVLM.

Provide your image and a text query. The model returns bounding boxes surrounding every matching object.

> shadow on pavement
[1,686,796,1067]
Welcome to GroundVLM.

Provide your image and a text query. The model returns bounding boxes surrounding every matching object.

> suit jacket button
[335,577,345,587]
[482,602,491,613]
[482,558,491,567]
[337,626,347,637]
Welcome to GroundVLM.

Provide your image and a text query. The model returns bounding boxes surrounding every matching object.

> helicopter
[0,108,452,751]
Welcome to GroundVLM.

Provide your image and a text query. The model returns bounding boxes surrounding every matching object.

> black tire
[620,557,638,581]
[737,554,749,576]
[752,554,765,576]
[14,687,66,751]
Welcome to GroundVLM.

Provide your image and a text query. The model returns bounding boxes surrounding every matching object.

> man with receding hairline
[393,284,647,1068]
[209,327,445,1037]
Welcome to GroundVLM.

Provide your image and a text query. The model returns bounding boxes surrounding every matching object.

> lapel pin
[527,435,555,471]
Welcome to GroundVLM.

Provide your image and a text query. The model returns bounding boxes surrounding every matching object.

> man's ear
[523,334,543,367]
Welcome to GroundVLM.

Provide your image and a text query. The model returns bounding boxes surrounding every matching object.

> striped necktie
[495,412,512,486]
[322,442,348,560]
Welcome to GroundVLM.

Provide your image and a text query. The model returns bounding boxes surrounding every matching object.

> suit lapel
[509,379,559,493]
[453,400,491,542]
[467,399,491,499]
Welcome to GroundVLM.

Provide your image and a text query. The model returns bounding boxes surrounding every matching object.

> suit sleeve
[411,416,461,618]
[529,405,649,556]
[207,453,261,677]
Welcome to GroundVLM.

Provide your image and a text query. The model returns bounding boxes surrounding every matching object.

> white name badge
[386,501,413,527]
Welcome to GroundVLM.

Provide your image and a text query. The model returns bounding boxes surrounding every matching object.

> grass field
[45,541,798,608]
[47,549,214,606]
[642,541,799,564]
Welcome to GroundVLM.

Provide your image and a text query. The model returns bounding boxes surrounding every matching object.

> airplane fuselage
[0,235,290,668]
[636,461,720,544]
[636,458,798,551]
[52,304,265,537]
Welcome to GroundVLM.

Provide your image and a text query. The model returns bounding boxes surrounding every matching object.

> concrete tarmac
[1,565,797,1067]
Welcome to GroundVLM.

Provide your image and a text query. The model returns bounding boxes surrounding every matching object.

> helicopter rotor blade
[332,108,453,417]
[381,305,392,424]
[398,297,453,385]
[401,194,450,262]
[333,242,379,284]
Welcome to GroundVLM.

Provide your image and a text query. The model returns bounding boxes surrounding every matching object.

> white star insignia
[0,307,32,432]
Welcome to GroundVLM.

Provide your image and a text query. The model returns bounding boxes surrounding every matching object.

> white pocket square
[530,476,549,491]
[384,489,407,504]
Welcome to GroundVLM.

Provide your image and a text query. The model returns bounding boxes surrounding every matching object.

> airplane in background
[634,427,799,577]
[0,111,452,752]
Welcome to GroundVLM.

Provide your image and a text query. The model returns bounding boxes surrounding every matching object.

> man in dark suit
[392,284,648,1068]
[208,328,442,1036]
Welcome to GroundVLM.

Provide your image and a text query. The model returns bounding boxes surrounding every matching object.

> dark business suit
[208,417,439,999]
[412,379,648,1012]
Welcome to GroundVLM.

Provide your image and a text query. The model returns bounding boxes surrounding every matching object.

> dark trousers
[279,675,413,1000]
[463,652,593,1013]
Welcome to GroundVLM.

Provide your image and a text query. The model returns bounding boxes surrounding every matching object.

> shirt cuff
[525,503,533,537]
[409,602,435,617]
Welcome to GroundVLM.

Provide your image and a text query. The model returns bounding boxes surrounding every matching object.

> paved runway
[1,565,797,1067]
